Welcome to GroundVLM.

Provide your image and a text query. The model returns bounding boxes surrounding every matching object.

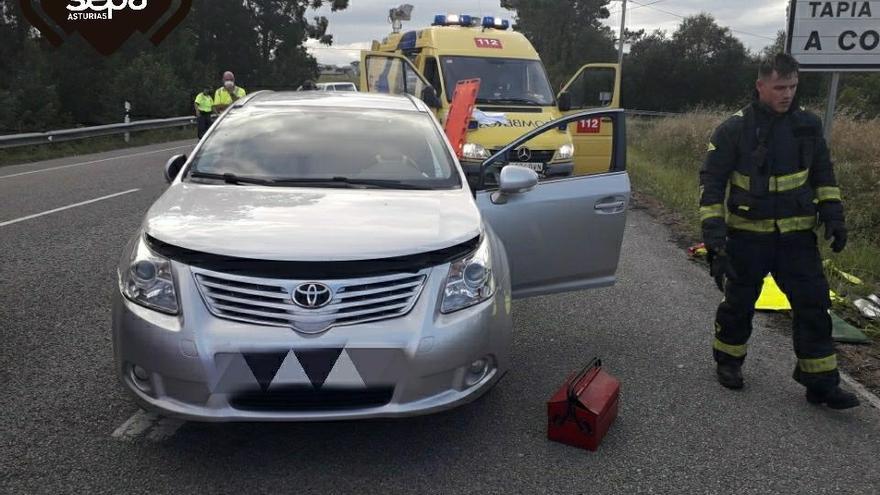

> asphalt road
[1,142,879,494]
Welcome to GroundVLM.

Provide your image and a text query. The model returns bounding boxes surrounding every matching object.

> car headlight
[555,143,574,161]
[119,234,179,315]
[441,236,495,314]
[462,142,490,160]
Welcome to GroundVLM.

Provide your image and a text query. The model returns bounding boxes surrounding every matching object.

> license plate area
[507,162,544,173]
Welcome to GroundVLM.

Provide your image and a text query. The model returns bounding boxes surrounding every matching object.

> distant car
[316,82,358,92]
[113,91,629,421]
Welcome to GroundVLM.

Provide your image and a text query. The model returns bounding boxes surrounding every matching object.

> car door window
[569,67,616,109]
[423,57,443,95]
[364,54,428,99]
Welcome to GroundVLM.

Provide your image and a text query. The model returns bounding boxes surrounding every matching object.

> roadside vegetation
[0,127,195,168]
[628,111,880,338]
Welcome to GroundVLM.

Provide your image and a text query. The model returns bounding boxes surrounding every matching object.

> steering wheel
[374,154,431,178]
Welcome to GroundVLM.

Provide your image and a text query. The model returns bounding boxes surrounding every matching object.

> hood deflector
[146,234,480,279]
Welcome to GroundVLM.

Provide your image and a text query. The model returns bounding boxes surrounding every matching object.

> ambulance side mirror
[421,86,442,110]
[558,91,572,112]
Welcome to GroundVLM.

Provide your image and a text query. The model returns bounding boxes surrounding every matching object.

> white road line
[112,410,159,440]
[0,188,140,227]
[0,144,192,180]
[147,416,186,442]
[112,409,185,442]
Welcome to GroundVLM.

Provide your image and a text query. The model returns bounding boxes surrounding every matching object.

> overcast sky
[305,0,789,66]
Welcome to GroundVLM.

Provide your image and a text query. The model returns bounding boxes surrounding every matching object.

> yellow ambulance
[359,13,620,180]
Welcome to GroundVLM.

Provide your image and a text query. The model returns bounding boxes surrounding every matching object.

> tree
[622,14,751,112]
[0,0,349,131]
[501,0,617,89]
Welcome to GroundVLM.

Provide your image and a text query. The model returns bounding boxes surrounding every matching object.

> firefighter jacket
[699,100,844,248]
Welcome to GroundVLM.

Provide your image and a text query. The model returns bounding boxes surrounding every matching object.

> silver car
[112,91,629,421]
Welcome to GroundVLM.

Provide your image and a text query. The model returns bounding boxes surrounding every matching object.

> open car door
[475,109,629,299]
[359,51,433,100]
[558,64,621,176]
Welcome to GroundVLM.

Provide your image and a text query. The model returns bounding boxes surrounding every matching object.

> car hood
[144,183,482,261]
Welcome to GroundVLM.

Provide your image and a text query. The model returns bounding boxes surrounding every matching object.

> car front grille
[492,149,556,163]
[192,267,429,334]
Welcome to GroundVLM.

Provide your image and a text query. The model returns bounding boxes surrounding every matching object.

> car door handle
[594,198,625,213]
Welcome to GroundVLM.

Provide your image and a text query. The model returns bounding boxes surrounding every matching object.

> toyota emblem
[292,283,333,309]
[516,147,532,161]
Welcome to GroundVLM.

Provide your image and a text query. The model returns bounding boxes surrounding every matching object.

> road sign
[786,0,880,71]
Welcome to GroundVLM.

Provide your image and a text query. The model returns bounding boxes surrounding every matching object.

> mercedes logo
[292,283,332,309]
[516,147,532,162]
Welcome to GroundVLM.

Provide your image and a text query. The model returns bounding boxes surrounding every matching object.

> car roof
[239,91,423,113]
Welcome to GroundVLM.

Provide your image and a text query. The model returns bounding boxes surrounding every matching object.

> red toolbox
[547,358,620,451]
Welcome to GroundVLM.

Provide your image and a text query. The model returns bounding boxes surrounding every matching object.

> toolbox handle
[568,357,601,400]
[549,357,602,436]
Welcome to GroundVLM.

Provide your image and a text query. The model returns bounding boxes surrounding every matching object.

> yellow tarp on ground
[755,274,842,311]
[755,275,791,311]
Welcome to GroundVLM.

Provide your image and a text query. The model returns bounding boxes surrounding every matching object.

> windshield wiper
[189,171,275,186]
[272,177,432,190]
[476,97,543,106]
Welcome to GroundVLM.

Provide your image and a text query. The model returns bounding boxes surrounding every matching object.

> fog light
[130,364,152,393]
[465,357,491,387]
[132,365,149,381]
[469,359,487,374]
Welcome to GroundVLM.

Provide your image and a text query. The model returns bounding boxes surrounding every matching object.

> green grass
[0,127,196,168]
[317,74,358,84]
[628,113,880,336]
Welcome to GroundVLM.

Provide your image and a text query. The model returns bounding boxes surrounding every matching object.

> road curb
[840,371,880,410]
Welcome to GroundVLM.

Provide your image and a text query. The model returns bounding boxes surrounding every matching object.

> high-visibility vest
[214,86,246,107]
[194,93,214,112]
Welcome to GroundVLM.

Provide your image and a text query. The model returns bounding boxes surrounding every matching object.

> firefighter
[213,71,246,113]
[700,53,859,409]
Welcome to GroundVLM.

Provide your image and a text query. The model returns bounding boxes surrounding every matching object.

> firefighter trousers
[713,231,839,392]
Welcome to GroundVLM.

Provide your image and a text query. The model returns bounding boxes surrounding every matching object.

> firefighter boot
[806,386,860,410]
[716,362,744,389]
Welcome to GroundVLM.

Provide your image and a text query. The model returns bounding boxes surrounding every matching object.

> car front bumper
[112,262,512,421]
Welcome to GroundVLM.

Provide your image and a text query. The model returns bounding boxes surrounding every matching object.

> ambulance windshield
[440,56,555,106]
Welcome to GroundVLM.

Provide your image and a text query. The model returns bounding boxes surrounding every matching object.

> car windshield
[440,56,555,106]
[188,108,461,189]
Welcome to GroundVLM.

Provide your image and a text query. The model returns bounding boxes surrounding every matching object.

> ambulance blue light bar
[481,16,510,29]
[432,14,475,26]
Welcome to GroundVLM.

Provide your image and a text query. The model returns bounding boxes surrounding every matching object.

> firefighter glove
[823,221,847,253]
[707,249,737,292]
[818,202,847,253]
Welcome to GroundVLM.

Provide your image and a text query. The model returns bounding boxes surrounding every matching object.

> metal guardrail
[626,109,682,118]
[0,116,196,150]
[0,108,678,151]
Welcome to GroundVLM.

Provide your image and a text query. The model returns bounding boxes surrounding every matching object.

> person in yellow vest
[214,71,246,113]
[193,87,214,139]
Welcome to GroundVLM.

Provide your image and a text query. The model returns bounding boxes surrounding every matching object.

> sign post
[823,72,840,141]
[786,0,880,144]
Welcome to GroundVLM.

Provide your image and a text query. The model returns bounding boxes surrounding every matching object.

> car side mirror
[491,165,539,204]
[421,86,442,109]
[557,91,572,112]
[164,154,187,184]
